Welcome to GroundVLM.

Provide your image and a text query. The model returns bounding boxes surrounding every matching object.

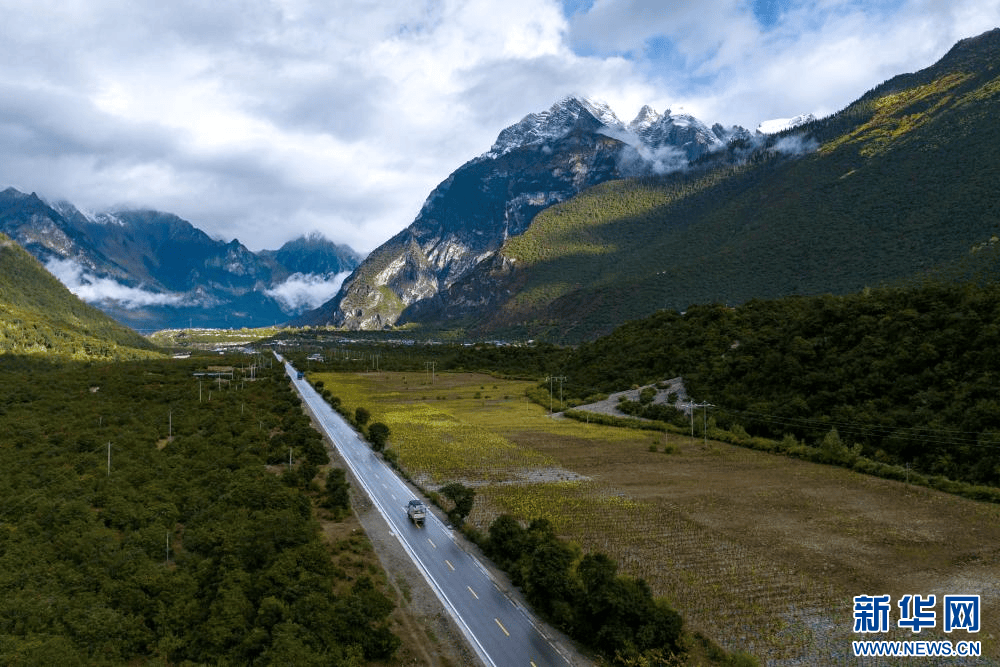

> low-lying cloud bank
[265,272,350,314]
[45,258,188,308]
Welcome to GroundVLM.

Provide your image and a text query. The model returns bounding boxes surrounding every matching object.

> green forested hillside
[474,28,1000,342]
[557,281,1000,490]
[0,356,398,665]
[0,233,160,359]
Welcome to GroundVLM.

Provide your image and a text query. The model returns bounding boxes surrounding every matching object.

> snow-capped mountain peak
[486,96,625,158]
[624,105,728,162]
[756,113,817,134]
[488,97,756,168]
[627,105,662,133]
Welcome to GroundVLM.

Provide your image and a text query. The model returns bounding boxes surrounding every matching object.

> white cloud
[566,0,1000,127]
[265,271,351,313]
[1,0,999,258]
[44,258,189,308]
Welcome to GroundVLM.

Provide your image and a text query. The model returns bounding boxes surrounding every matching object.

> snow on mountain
[487,97,752,170]
[756,113,817,134]
[49,200,125,227]
[486,96,625,158]
[627,105,662,133]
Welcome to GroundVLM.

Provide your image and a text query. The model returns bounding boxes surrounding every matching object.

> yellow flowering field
[311,371,554,483]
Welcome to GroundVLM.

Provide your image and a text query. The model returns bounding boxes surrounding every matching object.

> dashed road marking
[494,618,510,637]
[467,586,478,599]
[427,538,436,548]
[445,559,455,571]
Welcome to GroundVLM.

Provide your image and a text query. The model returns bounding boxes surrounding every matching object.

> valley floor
[313,370,999,665]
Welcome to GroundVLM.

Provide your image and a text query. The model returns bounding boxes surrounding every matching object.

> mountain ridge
[446,26,1000,342]
[0,230,161,358]
[0,189,363,330]
[321,27,1000,342]
[298,95,752,330]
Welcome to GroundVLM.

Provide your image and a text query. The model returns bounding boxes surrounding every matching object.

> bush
[323,468,350,516]
[368,422,390,451]
[298,459,318,486]
[438,482,475,526]
[355,407,370,425]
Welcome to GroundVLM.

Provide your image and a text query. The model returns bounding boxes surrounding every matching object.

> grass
[312,370,999,664]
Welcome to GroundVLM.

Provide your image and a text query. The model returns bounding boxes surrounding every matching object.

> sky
[1,0,998,256]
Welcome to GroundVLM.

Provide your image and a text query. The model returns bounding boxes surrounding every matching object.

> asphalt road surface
[280,356,573,667]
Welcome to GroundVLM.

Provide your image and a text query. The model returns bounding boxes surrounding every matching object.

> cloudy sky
[2,1,998,255]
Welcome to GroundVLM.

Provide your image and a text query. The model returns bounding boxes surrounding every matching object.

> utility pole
[107,441,111,476]
[702,402,714,446]
[686,401,714,445]
[425,361,436,384]
[545,376,567,415]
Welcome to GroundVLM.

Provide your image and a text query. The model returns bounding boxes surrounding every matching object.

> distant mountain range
[0,188,363,331]
[5,28,999,343]
[299,27,1000,342]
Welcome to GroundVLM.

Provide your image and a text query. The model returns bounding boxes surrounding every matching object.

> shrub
[368,422,390,451]
[355,407,370,425]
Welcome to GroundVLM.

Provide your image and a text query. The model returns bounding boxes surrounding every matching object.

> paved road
[281,357,573,667]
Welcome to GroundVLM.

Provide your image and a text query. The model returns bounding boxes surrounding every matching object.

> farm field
[311,370,1000,665]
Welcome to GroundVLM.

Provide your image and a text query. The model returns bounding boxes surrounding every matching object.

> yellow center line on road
[531,662,538,667]
[427,538,436,548]
[467,586,478,599]
[494,618,510,637]
[445,559,455,571]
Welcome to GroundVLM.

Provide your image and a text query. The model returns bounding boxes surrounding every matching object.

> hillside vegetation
[471,28,1000,341]
[0,233,161,359]
[558,281,1000,490]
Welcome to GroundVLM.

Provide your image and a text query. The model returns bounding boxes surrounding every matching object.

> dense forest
[559,282,1000,489]
[0,354,397,665]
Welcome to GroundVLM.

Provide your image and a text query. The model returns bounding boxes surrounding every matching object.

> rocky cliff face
[301,97,747,329]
